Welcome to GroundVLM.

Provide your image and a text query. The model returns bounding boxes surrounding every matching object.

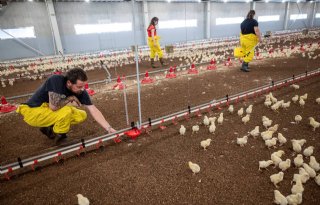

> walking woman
[147,17,168,68]
[240,10,262,72]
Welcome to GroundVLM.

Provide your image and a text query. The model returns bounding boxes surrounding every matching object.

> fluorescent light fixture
[216,17,244,25]
[28,0,33,2]
[74,22,132,35]
[158,19,197,29]
[167,0,171,2]
[316,13,320,18]
[85,0,90,2]
[265,0,269,3]
[0,26,36,40]
[224,0,227,3]
[282,0,286,3]
[258,15,280,22]
[246,0,251,3]
[290,14,307,20]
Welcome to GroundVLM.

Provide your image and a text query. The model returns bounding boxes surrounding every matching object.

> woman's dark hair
[149,17,159,27]
[247,10,255,19]
[66,68,88,84]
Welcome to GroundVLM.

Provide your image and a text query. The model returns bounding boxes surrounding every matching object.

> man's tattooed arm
[48,92,71,111]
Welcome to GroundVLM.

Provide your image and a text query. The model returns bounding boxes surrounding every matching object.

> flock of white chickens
[180,85,320,204]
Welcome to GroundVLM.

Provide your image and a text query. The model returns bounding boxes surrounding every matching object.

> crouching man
[16,68,116,144]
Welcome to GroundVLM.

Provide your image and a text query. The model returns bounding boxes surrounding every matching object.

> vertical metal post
[131,0,142,129]
[250,1,256,10]
[142,0,149,45]
[284,2,290,30]
[206,1,211,39]
[310,1,317,28]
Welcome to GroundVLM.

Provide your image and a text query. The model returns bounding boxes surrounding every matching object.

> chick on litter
[259,160,273,171]
[246,104,253,114]
[298,168,310,183]
[217,113,224,125]
[188,161,200,175]
[268,124,279,132]
[293,173,309,184]
[265,137,277,149]
[294,115,302,124]
[291,140,302,153]
[278,133,287,146]
[270,93,278,104]
[200,139,212,150]
[264,99,272,107]
[299,98,305,107]
[279,159,291,171]
[261,130,274,141]
[282,101,291,109]
[291,178,304,195]
[228,105,234,113]
[292,139,306,147]
[237,108,244,117]
[290,84,300,90]
[274,190,288,205]
[192,125,199,134]
[77,194,90,205]
[294,154,304,167]
[249,126,260,138]
[270,172,284,188]
[208,117,217,124]
[308,117,320,131]
[315,174,320,186]
[262,116,273,129]
[179,125,186,135]
[302,163,316,178]
[316,97,320,104]
[300,93,307,101]
[237,136,248,147]
[309,156,320,171]
[286,193,302,205]
[203,115,210,126]
[272,150,285,158]
[271,101,282,112]
[303,146,314,157]
[242,114,250,124]
[292,95,299,103]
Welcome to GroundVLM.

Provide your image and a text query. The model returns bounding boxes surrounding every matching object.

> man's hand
[106,126,116,134]
[67,96,81,107]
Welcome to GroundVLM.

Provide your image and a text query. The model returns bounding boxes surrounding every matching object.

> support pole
[142,0,149,45]
[284,2,290,30]
[206,1,211,39]
[310,1,317,28]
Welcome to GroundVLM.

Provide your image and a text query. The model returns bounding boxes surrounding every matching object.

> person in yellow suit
[240,10,262,72]
[147,17,168,68]
[16,68,116,144]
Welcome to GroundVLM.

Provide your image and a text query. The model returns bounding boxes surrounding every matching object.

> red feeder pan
[113,76,125,90]
[166,67,177,79]
[224,57,232,66]
[85,83,96,96]
[141,71,155,84]
[0,96,17,113]
[124,128,141,140]
[207,59,217,70]
[188,64,198,74]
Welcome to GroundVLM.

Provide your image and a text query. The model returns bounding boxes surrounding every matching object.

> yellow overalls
[240,33,258,63]
[147,36,163,59]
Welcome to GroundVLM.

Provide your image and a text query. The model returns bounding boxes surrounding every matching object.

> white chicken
[217,113,224,125]
[259,160,273,171]
[208,117,217,124]
[270,172,284,188]
[294,115,302,124]
[77,194,90,205]
[270,93,278,104]
[200,139,212,150]
[293,173,309,184]
[264,99,272,107]
[279,159,291,171]
[179,125,186,135]
[274,190,288,205]
[192,125,199,134]
[282,101,291,109]
[298,168,310,183]
[294,154,304,167]
[291,178,304,194]
[316,97,320,104]
[268,124,279,132]
[308,117,320,131]
[302,163,316,178]
[292,95,299,103]
[228,105,234,113]
[309,156,320,171]
[290,84,300,89]
[292,139,306,147]
[299,98,305,107]
[278,133,287,146]
[237,136,248,147]
[263,118,273,129]
[303,146,314,157]
[241,114,250,124]
[271,101,282,112]
[272,150,285,158]
[286,193,302,205]
[209,123,216,134]
[291,140,302,153]
[249,126,260,138]
[203,115,210,126]
[237,108,244,117]
[265,137,277,149]
[300,93,307,101]
[261,130,274,141]
[246,105,253,114]
[188,161,200,175]
[315,174,320,186]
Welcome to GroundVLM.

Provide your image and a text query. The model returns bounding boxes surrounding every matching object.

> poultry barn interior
[0,0,320,204]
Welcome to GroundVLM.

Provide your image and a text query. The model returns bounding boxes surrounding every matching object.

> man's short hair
[66,68,88,84]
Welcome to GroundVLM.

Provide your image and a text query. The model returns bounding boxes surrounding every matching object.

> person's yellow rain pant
[16,103,87,134]
[147,36,163,59]
[240,33,258,63]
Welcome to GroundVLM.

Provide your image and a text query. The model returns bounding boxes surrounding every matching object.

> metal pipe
[1,68,319,174]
